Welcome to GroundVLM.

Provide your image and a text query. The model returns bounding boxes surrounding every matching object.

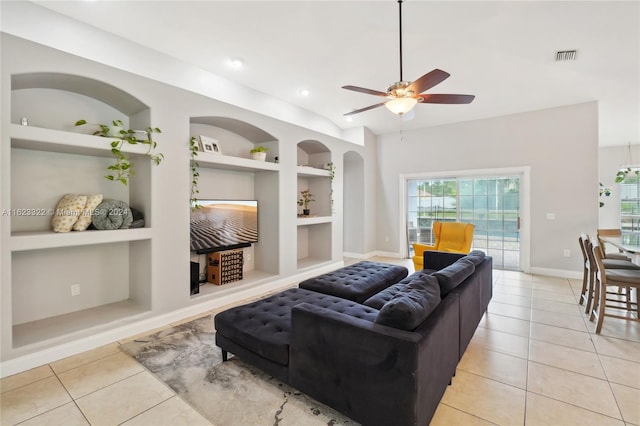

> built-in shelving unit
[1,35,355,375]
[296,140,333,269]
[189,117,280,299]
[2,73,154,352]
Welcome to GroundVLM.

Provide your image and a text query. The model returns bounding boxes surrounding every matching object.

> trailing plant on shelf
[298,189,315,215]
[325,161,336,214]
[190,136,201,209]
[74,119,164,185]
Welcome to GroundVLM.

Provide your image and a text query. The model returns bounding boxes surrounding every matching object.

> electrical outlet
[70,284,80,296]
[563,249,571,257]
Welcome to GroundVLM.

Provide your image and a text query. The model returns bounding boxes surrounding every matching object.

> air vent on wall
[555,50,578,61]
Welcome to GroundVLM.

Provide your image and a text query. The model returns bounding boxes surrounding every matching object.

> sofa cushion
[299,261,409,303]
[433,258,475,296]
[214,288,378,366]
[465,250,486,266]
[363,270,433,310]
[375,275,441,331]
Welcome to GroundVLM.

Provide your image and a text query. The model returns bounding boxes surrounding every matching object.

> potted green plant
[75,119,163,185]
[297,189,315,215]
[250,146,267,161]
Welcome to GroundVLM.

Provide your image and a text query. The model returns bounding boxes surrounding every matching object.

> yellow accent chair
[412,221,475,270]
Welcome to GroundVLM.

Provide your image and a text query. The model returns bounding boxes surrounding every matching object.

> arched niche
[11,73,151,131]
[190,116,279,161]
[297,139,331,168]
[343,150,366,254]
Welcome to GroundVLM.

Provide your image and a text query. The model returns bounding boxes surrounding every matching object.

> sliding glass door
[407,175,520,269]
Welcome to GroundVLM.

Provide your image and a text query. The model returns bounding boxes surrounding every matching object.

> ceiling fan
[342,0,475,116]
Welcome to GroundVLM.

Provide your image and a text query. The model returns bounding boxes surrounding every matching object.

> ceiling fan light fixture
[341,0,474,117]
[385,97,418,115]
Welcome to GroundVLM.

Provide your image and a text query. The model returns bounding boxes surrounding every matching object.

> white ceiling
[33,0,639,147]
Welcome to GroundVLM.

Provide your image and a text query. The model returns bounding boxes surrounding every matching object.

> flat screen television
[190,200,258,254]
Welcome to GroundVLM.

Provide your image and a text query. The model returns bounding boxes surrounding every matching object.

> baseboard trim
[343,251,406,260]
[528,267,582,280]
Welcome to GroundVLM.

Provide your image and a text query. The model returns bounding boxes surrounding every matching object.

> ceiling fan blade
[344,102,387,116]
[419,94,475,104]
[407,69,450,94]
[342,85,388,97]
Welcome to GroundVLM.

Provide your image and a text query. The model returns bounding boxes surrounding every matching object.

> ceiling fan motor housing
[387,81,415,98]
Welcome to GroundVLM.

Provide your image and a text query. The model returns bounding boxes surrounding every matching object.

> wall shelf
[197,152,280,172]
[10,228,153,252]
[9,124,152,157]
[297,215,333,226]
[296,166,330,177]
[191,269,278,299]
[12,299,149,349]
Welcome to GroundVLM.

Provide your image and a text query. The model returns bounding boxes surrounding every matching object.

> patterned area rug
[121,315,357,426]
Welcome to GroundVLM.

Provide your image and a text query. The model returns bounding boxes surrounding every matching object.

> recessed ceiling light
[345,116,353,122]
[229,58,244,68]
[299,89,310,97]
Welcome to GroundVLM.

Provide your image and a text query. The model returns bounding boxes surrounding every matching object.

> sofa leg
[222,349,228,362]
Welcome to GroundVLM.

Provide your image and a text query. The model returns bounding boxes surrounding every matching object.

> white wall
[376,102,599,275]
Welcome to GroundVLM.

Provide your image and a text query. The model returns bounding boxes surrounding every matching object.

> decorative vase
[303,209,310,216]
[251,152,266,161]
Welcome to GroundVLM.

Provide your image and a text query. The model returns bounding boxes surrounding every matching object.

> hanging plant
[615,142,639,183]
[599,182,611,208]
[189,136,201,209]
[615,167,639,183]
[75,119,163,185]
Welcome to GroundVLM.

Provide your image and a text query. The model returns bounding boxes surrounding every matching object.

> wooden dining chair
[579,234,640,314]
[590,239,640,333]
[578,234,595,311]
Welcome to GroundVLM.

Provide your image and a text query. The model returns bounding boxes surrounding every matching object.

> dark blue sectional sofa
[214,252,492,425]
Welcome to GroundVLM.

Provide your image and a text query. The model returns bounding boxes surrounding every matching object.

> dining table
[600,234,640,257]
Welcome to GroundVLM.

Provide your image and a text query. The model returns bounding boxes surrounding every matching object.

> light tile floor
[2,264,639,425]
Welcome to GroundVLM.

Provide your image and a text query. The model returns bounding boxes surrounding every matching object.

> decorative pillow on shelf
[92,199,133,230]
[50,194,88,233]
[72,194,103,231]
